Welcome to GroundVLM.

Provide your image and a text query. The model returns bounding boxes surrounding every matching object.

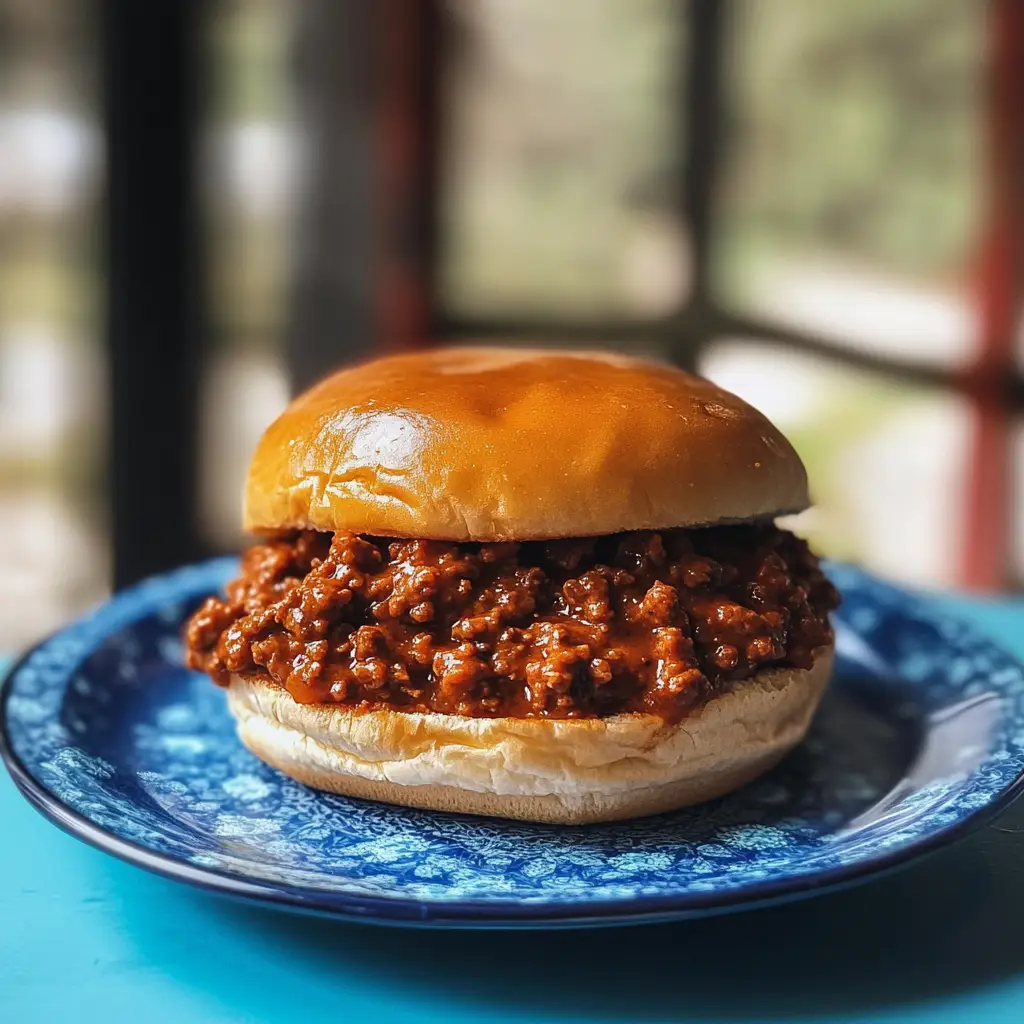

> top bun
[244,346,809,541]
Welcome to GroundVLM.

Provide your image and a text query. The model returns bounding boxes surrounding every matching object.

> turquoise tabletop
[3,593,1024,1024]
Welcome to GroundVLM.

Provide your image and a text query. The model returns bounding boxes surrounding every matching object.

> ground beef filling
[185,525,839,723]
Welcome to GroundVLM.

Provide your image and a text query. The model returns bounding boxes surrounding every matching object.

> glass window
[440,0,687,319]
[200,0,294,550]
[0,2,105,648]
[716,0,984,369]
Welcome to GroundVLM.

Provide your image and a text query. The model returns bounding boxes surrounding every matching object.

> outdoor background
[0,0,1014,649]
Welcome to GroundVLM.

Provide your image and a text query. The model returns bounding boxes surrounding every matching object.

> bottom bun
[226,645,833,825]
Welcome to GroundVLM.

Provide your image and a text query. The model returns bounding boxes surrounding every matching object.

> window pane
[200,349,288,549]
[717,0,984,369]
[205,0,295,346]
[440,0,687,318]
[0,3,105,648]
[200,0,294,549]
[700,340,971,588]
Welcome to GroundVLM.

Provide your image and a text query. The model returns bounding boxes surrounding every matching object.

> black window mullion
[104,0,205,587]
[672,0,730,372]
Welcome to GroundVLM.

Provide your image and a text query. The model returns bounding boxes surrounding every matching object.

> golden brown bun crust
[244,347,809,540]
[226,645,832,824]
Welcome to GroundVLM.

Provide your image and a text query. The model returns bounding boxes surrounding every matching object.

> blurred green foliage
[721,0,981,295]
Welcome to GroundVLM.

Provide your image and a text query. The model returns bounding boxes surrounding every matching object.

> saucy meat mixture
[185,525,838,723]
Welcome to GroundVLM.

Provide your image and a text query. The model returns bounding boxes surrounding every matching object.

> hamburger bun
[211,346,834,824]
[227,647,832,825]
[244,346,810,541]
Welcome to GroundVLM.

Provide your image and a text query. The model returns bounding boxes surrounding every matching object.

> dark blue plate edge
[2,574,1024,930]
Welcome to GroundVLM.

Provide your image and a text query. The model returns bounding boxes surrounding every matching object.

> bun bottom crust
[227,646,833,825]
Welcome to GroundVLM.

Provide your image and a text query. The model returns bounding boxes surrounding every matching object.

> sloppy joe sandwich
[185,347,839,824]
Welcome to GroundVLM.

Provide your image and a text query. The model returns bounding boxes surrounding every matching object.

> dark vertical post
[103,0,204,587]
[287,0,376,391]
[684,0,727,305]
[286,0,441,393]
[376,0,442,350]
[675,0,729,369]
[960,0,1024,590]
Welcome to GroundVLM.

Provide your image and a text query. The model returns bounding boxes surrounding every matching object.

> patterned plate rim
[2,560,1024,929]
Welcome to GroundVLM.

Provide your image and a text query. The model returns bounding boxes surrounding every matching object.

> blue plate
[2,560,1023,928]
